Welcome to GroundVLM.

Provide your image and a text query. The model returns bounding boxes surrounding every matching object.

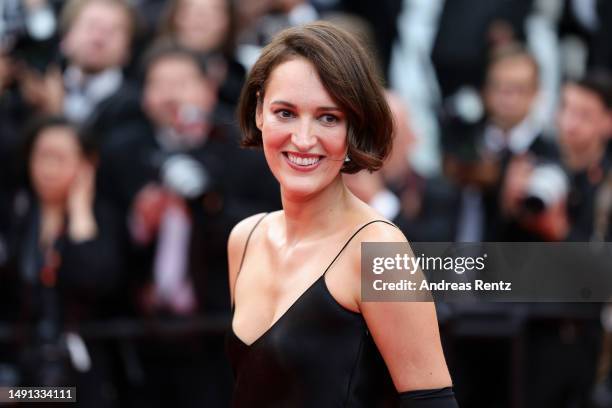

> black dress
[226,216,398,407]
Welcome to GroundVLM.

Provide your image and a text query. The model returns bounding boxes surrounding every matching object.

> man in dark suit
[16,0,142,148]
[101,41,280,407]
[557,72,612,241]
[442,44,558,243]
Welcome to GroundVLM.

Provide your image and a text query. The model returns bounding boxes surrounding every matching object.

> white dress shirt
[63,66,123,124]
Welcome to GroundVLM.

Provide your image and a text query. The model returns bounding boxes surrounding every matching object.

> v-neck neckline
[231,273,326,348]
[230,218,396,348]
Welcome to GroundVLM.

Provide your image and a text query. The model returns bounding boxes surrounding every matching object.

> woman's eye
[275,109,294,119]
[320,114,338,125]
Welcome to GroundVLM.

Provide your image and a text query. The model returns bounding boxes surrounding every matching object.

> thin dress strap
[232,213,269,311]
[322,219,398,275]
[237,213,269,275]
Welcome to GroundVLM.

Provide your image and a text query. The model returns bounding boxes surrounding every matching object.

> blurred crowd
[0,0,612,407]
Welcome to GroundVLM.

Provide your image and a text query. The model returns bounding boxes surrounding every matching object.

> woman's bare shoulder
[338,206,408,277]
[229,212,268,245]
[358,218,407,243]
[227,212,276,303]
[352,204,407,243]
[228,212,276,261]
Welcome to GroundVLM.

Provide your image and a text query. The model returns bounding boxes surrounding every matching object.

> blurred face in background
[62,1,132,74]
[173,0,230,52]
[483,55,539,131]
[272,0,306,13]
[235,0,274,28]
[30,126,82,204]
[143,55,217,144]
[558,83,612,170]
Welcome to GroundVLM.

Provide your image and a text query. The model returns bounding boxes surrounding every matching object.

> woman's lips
[283,151,324,172]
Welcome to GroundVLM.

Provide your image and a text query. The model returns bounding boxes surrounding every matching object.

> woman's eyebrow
[270,100,296,108]
[318,106,342,112]
[270,100,342,112]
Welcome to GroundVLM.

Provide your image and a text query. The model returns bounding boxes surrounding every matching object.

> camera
[160,154,210,199]
[1,0,61,74]
[520,163,568,215]
[147,149,211,200]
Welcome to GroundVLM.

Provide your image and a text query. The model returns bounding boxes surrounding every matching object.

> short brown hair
[569,69,612,110]
[486,43,540,86]
[140,38,209,78]
[237,21,393,174]
[158,0,237,56]
[60,0,138,40]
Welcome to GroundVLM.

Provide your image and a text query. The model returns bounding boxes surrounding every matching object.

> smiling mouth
[283,152,324,167]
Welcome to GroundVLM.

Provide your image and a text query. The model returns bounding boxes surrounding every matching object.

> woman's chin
[279,179,324,201]
[278,173,344,202]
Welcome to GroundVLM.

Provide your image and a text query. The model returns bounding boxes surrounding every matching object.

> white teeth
[287,153,320,166]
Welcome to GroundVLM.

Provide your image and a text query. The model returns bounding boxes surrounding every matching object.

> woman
[2,116,126,406]
[226,22,458,406]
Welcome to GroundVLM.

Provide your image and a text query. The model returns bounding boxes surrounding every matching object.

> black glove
[399,386,459,407]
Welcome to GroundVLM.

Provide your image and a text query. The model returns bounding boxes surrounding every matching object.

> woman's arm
[362,298,452,390]
[353,223,458,406]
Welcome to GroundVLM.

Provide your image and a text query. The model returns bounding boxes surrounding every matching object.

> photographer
[102,41,279,407]
[503,71,612,243]
[12,0,142,147]
[558,72,612,241]
[501,158,571,241]
[441,44,558,243]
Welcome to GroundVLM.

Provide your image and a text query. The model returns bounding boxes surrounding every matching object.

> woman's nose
[291,121,317,150]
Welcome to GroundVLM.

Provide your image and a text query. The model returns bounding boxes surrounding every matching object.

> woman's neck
[280,176,352,247]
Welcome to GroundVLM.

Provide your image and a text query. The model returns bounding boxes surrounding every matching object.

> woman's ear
[256,98,263,130]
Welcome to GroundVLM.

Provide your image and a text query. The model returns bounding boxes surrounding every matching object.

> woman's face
[174,0,230,52]
[30,127,82,204]
[256,58,348,199]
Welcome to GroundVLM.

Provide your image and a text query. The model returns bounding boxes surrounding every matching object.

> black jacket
[98,114,281,313]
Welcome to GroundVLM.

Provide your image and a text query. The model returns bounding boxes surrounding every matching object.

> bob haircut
[237,21,394,174]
